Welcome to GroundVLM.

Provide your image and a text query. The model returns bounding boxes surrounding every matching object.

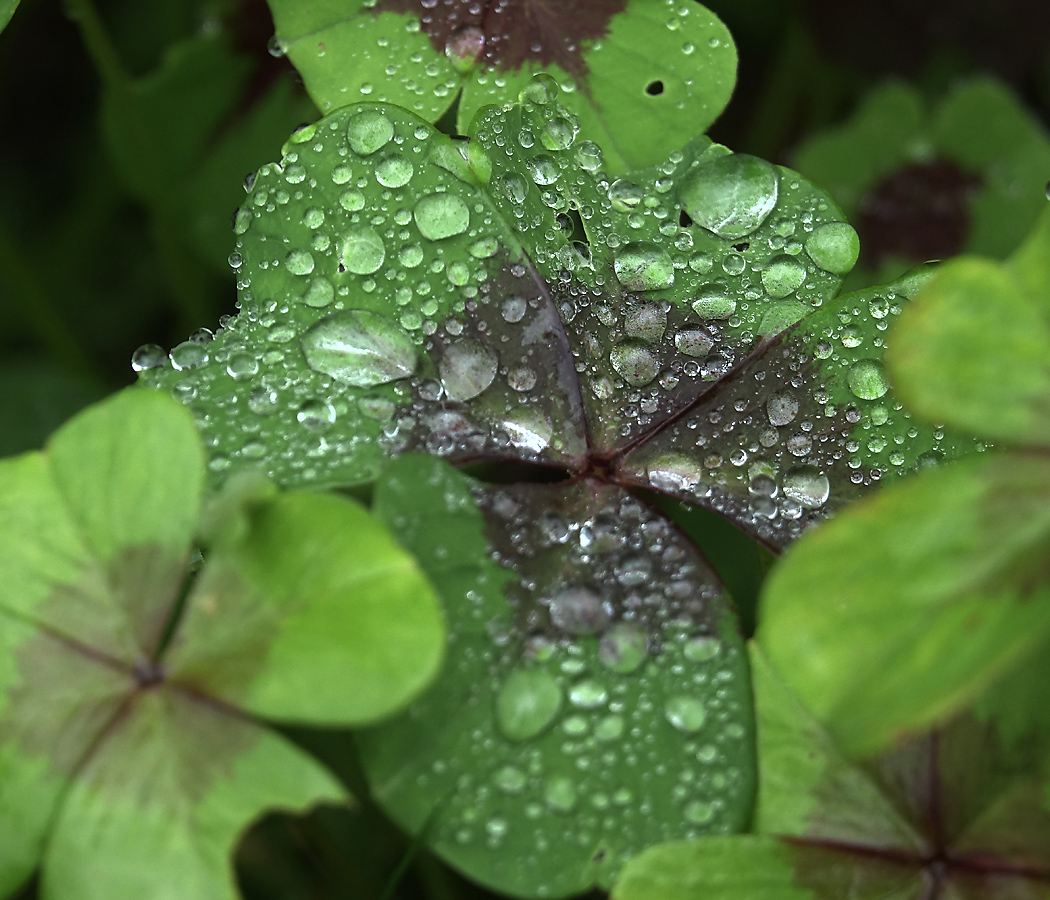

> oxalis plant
[1,1,1048,899]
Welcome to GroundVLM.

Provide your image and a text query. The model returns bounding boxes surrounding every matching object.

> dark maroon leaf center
[372,0,627,81]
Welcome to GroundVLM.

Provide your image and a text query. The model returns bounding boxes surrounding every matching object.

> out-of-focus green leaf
[267,0,736,172]
[889,255,1050,445]
[759,452,1050,758]
[0,0,18,35]
[362,454,755,897]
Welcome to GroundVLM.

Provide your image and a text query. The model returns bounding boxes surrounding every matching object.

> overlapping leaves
[265,0,737,172]
[138,81,978,894]
[0,389,445,900]
[612,645,1050,900]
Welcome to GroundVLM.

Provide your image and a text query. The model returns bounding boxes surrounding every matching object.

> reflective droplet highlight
[415,193,470,240]
[848,359,890,400]
[805,222,860,275]
[614,243,674,290]
[340,227,386,275]
[679,154,778,238]
[301,310,417,387]
[439,338,497,401]
[347,110,394,155]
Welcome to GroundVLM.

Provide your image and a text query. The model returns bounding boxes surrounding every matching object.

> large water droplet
[414,193,470,240]
[340,227,386,275]
[540,115,578,151]
[304,276,335,308]
[614,243,674,290]
[609,179,644,212]
[610,340,660,387]
[766,391,799,426]
[548,586,609,635]
[762,255,806,297]
[495,668,562,741]
[297,398,336,432]
[170,341,208,370]
[848,359,890,400]
[347,110,394,155]
[301,310,417,387]
[131,344,167,371]
[285,249,315,275]
[439,338,498,401]
[675,330,713,358]
[665,695,706,733]
[691,283,736,319]
[569,679,608,709]
[805,222,860,275]
[493,765,527,794]
[598,623,648,673]
[782,465,830,509]
[544,776,577,812]
[376,154,414,188]
[624,302,667,342]
[679,154,778,238]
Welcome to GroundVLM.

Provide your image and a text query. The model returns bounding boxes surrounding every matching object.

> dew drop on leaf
[568,679,608,709]
[610,340,660,388]
[674,329,713,358]
[761,255,807,297]
[414,193,470,240]
[297,398,336,431]
[805,221,860,275]
[495,668,562,741]
[300,310,417,387]
[226,353,259,381]
[766,391,799,426]
[691,283,736,319]
[609,179,644,212]
[303,276,336,308]
[375,154,414,188]
[339,226,386,274]
[285,249,315,275]
[664,695,706,733]
[848,359,890,400]
[624,302,668,342]
[540,115,578,151]
[679,153,779,238]
[614,243,674,290]
[548,586,610,635]
[170,341,208,370]
[598,623,648,674]
[445,24,485,73]
[439,338,498,401]
[347,110,394,155]
[544,776,577,812]
[782,465,831,509]
[131,343,167,371]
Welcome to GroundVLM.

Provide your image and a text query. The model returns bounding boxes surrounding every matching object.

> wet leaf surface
[139,85,980,894]
[364,454,754,897]
[265,0,736,171]
[612,645,1050,900]
[0,390,445,899]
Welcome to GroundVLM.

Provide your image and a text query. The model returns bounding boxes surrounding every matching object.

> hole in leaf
[732,241,750,252]
[645,79,664,96]
[678,209,693,227]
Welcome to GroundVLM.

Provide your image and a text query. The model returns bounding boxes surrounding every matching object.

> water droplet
[131,344,167,371]
[594,714,625,742]
[266,34,286,57]
[848,359,890,400]
[495,668,562,741]
[614,243,674,290]
[415,193,470,240]
[782,465,830,508]
[761,256,806,298]
[227,353,259,380]
[521,73,559,106]
[610,340,660,387]
[679,153,778,238]
[576,140,603,171]
[624,302,667,342]
[683,636,720,662]
[684,800,715,824]
[549,586,609,635]
[340,189,365,211]
[528,155,559,185]
[248,386,278,415]
[691,283,736,319]
[399,243,424,267]
[304,276,336,308]
[609,179,644,212]
[493,765,527,794]
[233,209,253,235]
[339,226,386,274]
[540,115,578,151]
[297,398,336,432]
[544,776,577,812]
[285,249,315,275]
[498,174,527,204]
[468,236,498,258]
[445,24,484,72]
[569,679,608,709]
[599,623,648,673]
[303,207,325,229]
[376,154,414,188]
[758,300,808,336]
[170,341,208,370]
[347,110,394,156]
[766,391,799,426]
[440,338,498,401]
[805,222,860,275]
[301,310,417,387]
[665,695,706,733]
[674,330,713,358]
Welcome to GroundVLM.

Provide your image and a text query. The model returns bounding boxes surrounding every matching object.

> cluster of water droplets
[376,475,753,895]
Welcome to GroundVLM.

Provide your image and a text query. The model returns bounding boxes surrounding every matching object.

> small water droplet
[226,353,259,381]
[297,398,336,432]
[495,668,562,741]
[493,765,527,794]
[170,341,208,370]
[624,302,667,342]
[691,283,736,319]
[762,255,806,297]
[549,586,609,635]
[665,695,706,733]
[347,110,394,155]
[683,636,720,662]
[304,276,336,308]
[805,222,860,275]
[674,330,713,358]
[440,338,498,401]
[131,344,167,371]
[340,226,386,274]
[614,243,674,290]
[576,140,603,171]
[599,623,648,673]
[285,249,315,275]
[766,391,799,426]
[502,296,527,322]
[782,465,830,509]
[848,359,890,400]
[569,679,608,709]
[415,193,470,240]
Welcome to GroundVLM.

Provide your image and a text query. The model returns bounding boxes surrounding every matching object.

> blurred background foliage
[1,1,1048,898]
